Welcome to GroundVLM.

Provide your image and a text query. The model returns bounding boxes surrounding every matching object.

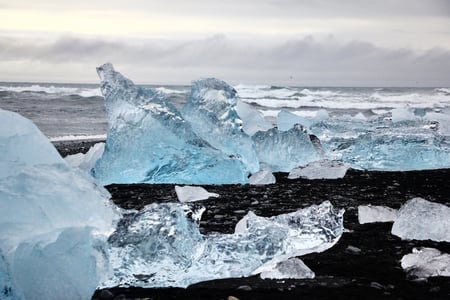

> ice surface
[236,100,273,135]
[288,160,349,180]
[401,248,450,278]
[277,110,312,131]
[93,64,247,184]
[358,205,398,224]
[103,201,344,288]
[65,142,105,174]
[252,126,321,172]
[182,79,259,173]
[0,109,119,299]
[391,198,450,242]
[175,185,219,202]
[259,257,315,280]
[248,168,276,185]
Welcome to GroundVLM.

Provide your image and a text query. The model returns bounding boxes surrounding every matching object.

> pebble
[236,285,252,291]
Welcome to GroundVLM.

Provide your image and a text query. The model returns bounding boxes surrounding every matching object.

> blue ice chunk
[93,64,247,184]
[277,109,312,131]
[182,78,259,173]
[252,126,322,172]
[102,201,344,288]
[0,109,119,300]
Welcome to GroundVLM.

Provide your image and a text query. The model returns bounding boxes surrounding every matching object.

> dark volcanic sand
[54,142,450,300]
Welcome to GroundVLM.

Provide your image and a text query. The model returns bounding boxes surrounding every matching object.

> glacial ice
[401,248,450,278]
[102,201,344,288]
[288,160,349,180]
[259,257,315,280]
[277,109,312,131]
[182,79,259,173]
[175,185,219,202]
[235,100,273,135]
[0,109,119,299]
[391,198,450,242]
[65,142,105,174]
[92,63,247,184]
[358,205,398,224]
[248,168,276,185]
[252,126,321,172]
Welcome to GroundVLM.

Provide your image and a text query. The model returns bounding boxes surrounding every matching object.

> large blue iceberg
[0,109,120,300]
[92,63,248,185]
[101,201,344,288]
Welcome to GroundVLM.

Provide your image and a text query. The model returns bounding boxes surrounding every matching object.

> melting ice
[102,201,344,288]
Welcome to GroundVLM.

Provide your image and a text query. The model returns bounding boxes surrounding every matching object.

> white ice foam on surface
[259,257,315,280]
[401,248,450,278]
[358,205,398,224]
[175,185,220,202]
[392,198,450,242]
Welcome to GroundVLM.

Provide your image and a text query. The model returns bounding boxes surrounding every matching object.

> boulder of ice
[259,257,315,280]
[277,110,312,131]
[93,64,247,184]
[0,109,120,300]
[401,248,450,278]
[175,185,219,202]
[252,126,321,172]
[65,142,105,174]
[182,78,259,173]
[342,133,450,171]
[391,198,450,242]
[288,160,349,180]
[103,201,344,288]
[248,168,276,185]
[236,100,272,135]
[391,108,415,123]
[358,205,398,224]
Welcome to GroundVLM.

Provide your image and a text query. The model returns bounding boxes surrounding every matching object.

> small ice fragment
[314,109,330,122]
[277,109,312,131]
[248,169,276,185]
[175,185,219,202]
[391,198,450,242]
[236,100,272,135]
[259,257,315,279]
[401,248,450,278]
[65,142,105,173]
[288,160,349,180]
[391,108,415,123]
[358,205,398,224]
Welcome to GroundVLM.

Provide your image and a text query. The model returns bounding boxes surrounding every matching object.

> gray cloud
[1,34,449,86]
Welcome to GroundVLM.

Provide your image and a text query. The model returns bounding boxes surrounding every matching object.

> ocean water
[1,82,449,140]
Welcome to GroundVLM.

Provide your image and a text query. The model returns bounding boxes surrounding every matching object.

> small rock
[237,285,252,291]
[98,289,114,299]
[346,245,362,254]
[370,282,384,290]
[228,296,240,300]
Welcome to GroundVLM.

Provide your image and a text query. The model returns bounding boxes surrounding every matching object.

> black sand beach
[55,141,450,300]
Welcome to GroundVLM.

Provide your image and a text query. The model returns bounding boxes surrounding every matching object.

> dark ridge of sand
[53,141,450,300]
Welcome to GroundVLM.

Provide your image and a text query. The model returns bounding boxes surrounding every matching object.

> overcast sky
[1,0,449,86]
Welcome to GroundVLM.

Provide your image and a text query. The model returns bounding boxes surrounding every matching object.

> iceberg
[252,126,321,172]
[248,168,276,185]
[277,109,312,131]
[391,198,450,242]
[182,78,259,173]
[358,205,398,224]
[102,201,344,288]
[0,109,119,300]
[401,248,450,278]
[259,257,315,280]
[288,160,349,180]
[93,64,247,184]
[175,185,220,202]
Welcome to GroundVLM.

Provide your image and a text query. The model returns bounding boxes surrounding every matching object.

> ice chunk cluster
[391,198,450,242]
[102,201,344,288]
[0,109,119,300]
[93,63,322,184]
[93,64,248,185]
[401,248,450,278]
